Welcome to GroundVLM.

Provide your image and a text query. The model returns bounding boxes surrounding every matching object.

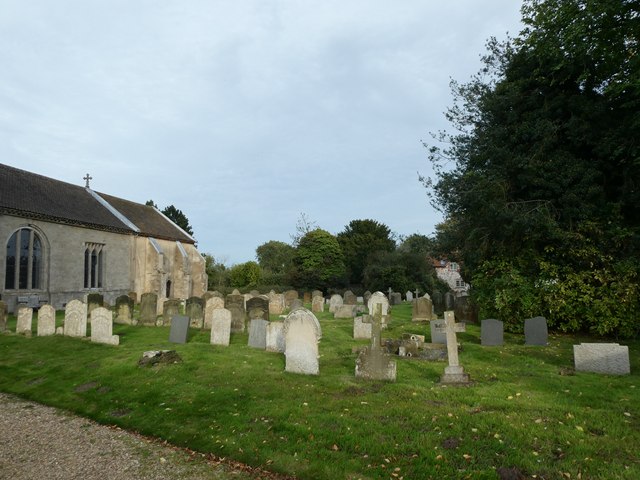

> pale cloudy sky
[0,1,523,264]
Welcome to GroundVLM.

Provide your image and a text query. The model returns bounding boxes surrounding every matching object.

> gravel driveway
[0,392,288,480]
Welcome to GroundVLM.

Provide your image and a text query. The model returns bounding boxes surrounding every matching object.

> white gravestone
[16,306,33,336]
[353,316,372,340]
[64,300,87,337]
[329,294,343,314]
[210,308,232,346]
[90,307,120,345]
[37,304,56,336]
[204,296,225,330]
[367,291,389,316]
[266,321,285,352]
[283,308,322,375]
[574,343,630,375]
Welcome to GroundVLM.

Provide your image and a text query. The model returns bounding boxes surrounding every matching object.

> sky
[0,1,524,265]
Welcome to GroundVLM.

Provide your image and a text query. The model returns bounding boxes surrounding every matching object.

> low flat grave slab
[574,343,630,375]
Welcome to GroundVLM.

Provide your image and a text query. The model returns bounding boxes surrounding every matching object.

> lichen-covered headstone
[186,296,205,328]
[353,315,372,340]
[225,293,246,333]
[64,300,87,337]
[162,299,182,326]
[37,304,56,336]
[334,304,357,318]
[90,307,119,345]
[140,293,158,326]
[311,295,324,313]
[343,290,357,305]
[283,290,299,309]
[355,304,396,381]
[329,294,343,313]
[247,296,269,321]
[115,295,134,324]
[412,296,433,322]
[367,292,389,316]
[0,300,7,332]
[283,308,322,375]
[204,296,225,329]
[16,306,33,336]
[268,293,285,315]
[86,293,104,316]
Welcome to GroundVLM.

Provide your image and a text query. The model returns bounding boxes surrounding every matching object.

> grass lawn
[1,303,638,479]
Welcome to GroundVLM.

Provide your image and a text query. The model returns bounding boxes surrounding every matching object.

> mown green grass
[1,303,639,479]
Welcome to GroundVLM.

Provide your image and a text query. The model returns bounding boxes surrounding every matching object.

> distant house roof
[0,163,194,244]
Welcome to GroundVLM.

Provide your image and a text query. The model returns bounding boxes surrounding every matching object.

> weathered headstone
[37,304,56,336]
[481,319,503,346]
[283,308,322,375]
[128,291,137,304]
[87,293,104,316]
[312,290,323,299]
[303,292,311,304]
[353,315,372,340]
[162,299,182,326]
[115,295,134,325]
[64,300,87,337]
[248,319,269,349]
[266,321,285,352]
[203,290,224,302]
[204,296,225,329]
[444,291,455,311]
[0,300,7,332]
[140,293,158,326]
[90,307,119,345]
[268,293,285,315]
[186,296,205,329]
[432,290,444,314]
[367,292,389,316]
[405,291,414,302]
[231,288,241,295]
[311,295,324,313]
[573,343,630,375]
[390,292,402,306]
[524,316,548,346]
[412,296,433,322]
[290,298,303,310]
[343,290,357,305]
[334,304,357,318]
[16,306,33,336]
[225,293,246,333]
[454,295,476,323]
[438,311,470,384]
[284,290,299,309]
[210,308,232,346]
[430,319,446,344]
[363,291,372,306]
[327,294,342,313]
[249,289,261,297]
[169,315,190,344]
[247,296,270,322]
[355,304,396,381]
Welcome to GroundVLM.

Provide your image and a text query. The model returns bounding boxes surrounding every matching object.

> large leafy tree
[337,219,396,285]
[255,241,295,275]
[291,229,346,290]
[424,0,640,336]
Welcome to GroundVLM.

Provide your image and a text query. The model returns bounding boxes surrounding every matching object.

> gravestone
[169,315,190,344]
[390,292,402,306]
[343,290,357,305]
[430,319,446,344]
[367,292,389,316]
[481,319,503,346]
[115,295,134,325]
[0,300,7,332]
[405,291,413,302]
[355,304,396,381]
[444,291,455,311]
[334,304,357,318]
[248,319,269,349]
[140,293,158,326]
[573,343,630,375]
[266,322,285,352]
[225,294,246,333]
[432,290,444,314]
[363,291,372,306]
[438,311,470,384]
[284,290,299,309]
[268,293,285,315]
[247,296,269,322]
[356,296,364,304]
[210,308,232,346]
[311,295,324,313]
[37,304,56,336]
[353,316,372,340]
[186,297,205,328]
[128,291,137,304]
[249,289,261,297]
[16,306,33,336]
[162,299,182,326]
[454,295,476,323]
[231,289,241,295]
[90,307,119,345]
[87,293,104,316]
[283,308,322,375]
[312,290,323,299]
[412,296,433,322]
[290,299,303,310]
[303,292,311,304]
[203,290,224,301]
[204,296,225,329]
[329,294,343,313]
[64,300,87,337]
[524,316,548,346]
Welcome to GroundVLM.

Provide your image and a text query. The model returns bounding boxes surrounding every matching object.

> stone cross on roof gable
[437,310,471,384]
[83,173,93,188]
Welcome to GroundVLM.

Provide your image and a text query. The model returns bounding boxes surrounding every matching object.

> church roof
[0,163,195,244]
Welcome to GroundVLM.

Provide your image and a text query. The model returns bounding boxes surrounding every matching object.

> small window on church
[5,228,43,290]
[84,243,105,289]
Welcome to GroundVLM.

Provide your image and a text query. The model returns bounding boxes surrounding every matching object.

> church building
[0,163,206,313]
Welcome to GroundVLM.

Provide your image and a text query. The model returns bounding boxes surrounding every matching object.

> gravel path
[0,393,287,480]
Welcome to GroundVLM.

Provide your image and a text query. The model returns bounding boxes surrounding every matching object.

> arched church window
[5,228,43,290]
[84,243,105,289]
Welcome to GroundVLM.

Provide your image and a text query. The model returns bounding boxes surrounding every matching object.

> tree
[423,0,640,336]
[291,229,346,290]
[162,205,194,237]
[203,253,229,290]
[256,241,295,275]
[290,212,318,247]
[397,233,435,256]
[228,261,263,288]
[337,219,396,285]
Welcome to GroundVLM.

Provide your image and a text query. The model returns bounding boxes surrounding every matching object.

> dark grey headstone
[87,293,104,315]
[524,316,548,346]
[140,293,158,326]
[432,290,444,314]
[481,319,503,346]
[429,319,446,344]
[225,294,246,333]
[246,296,269,321]
[343,290,357,305]
[248,319,269,349]
[163,299,182,325]
[444,291,455,310]
[169,315,190,344]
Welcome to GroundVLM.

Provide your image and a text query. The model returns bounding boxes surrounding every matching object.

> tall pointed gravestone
[283,308,322,375]
[355,304,396,381]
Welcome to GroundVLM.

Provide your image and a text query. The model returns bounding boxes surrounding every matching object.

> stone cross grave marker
[37,304,56,337]
[355,304,396,381]
[436,311,470,384]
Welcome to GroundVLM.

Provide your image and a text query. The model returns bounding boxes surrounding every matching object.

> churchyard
[0,296,639,479]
